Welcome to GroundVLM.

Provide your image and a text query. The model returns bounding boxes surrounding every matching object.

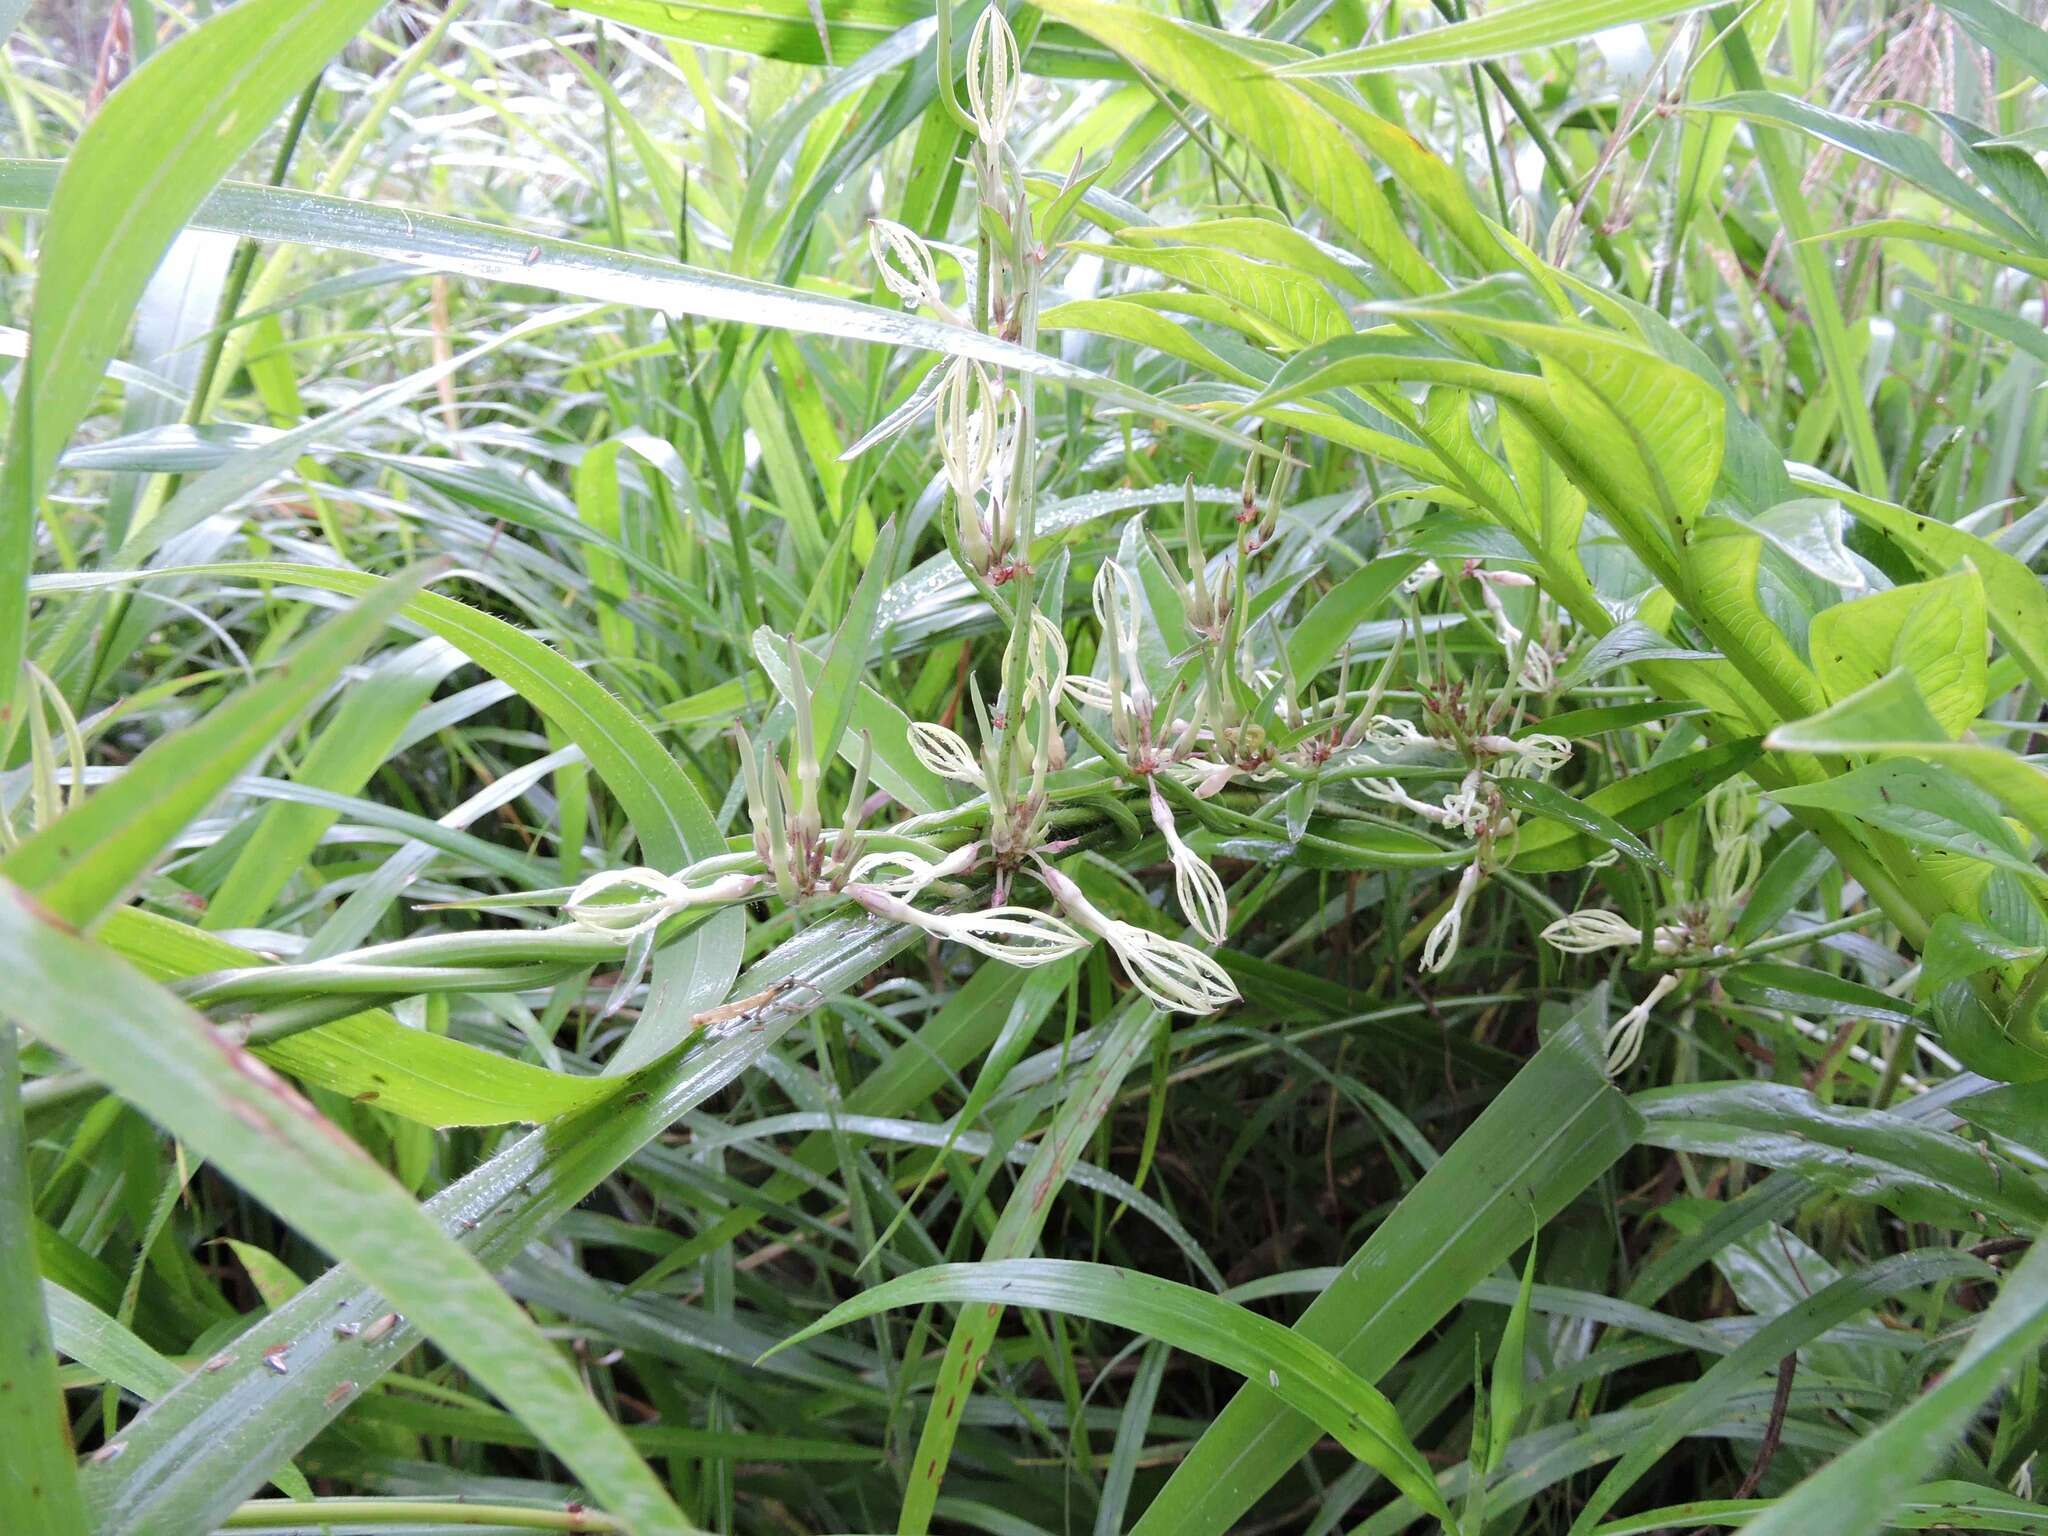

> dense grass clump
[2,2,2047,1534]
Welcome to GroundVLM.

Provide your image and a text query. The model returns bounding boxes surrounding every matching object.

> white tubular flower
[847,842,981,896]
[1359,773,1464,828]
[869,217,949,314]
[1605,972,1679,1076]
[1519,643,1557,694]
[563,868,762,939]
[848,885,1086,967]
[1362,715,1433,754]
[1477,733,1573,780]
[1150,784,1228,944]
[937,359,999,506]
[1439,768,1488,838]
[1062,673,1121,712]
[1037,860,1239,1015]
[965,4,1020,148]
[908,721,985,786]
[1540,909,1642,954]
[1421,857,1482,974]
[1029,610,1070,698]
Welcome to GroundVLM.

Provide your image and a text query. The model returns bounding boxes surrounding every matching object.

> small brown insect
[261,1345,290,1375]
[688,976,813,1035]
[525,245,542,266]
[203,1352,232,1373]
[362,1311,402,1342]
[324,1380,356,1408]
[89,1442,125,1464]
[333,1322,360,1339]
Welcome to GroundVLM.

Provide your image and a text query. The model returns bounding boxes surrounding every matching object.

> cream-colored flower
[1150,784,1227,944]
[868,217,949,314]
[1421,857,1482,974]
[908,720,985,786]
[562,868,762,939]
[848,884,1087,968]
[1605,973,1679,1075]
[965,4,1020,148]
[1540,908,1685,956]
[1036,860,1238,1014]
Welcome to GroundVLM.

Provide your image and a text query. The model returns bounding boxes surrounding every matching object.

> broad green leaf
[1279,0,1720,75]
[0,0,385,693]
[1808,568,1987,737]
[0,567,431,927]
[1806,470,2048,698]
[1040,298,1262,387]
[1131,997,1639,1536]
[1284,554,1423,680]
[0,884,693,1536]
[1921,914,2044,995]
[1368,301,1727,559]
[1034,0,1440,296]
[1767,671,2048,846]
[101,908,616,1127]
[1121,217,1374,299]
[1068,240,1349,347]
[1940,0,2048,88]
[1681,520,1830,718]
[775,1259,1456,1528]
[1771,760,2040,884]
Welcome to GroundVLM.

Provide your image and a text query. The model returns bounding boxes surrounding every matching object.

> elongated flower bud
[1150,784,1227,944]
[937,358,999,507]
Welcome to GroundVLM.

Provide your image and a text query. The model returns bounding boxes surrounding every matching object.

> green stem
[222,1499,624,1531]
